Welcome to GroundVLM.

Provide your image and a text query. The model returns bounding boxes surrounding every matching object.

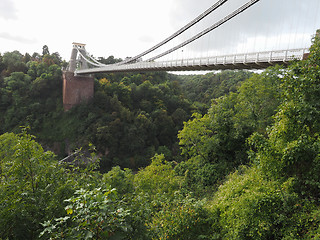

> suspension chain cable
[146,0,261,62]
[75,47,103,67]
[76,46,108,66]
[118,0,229,65]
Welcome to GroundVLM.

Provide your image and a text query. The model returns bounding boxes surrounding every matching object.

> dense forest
[0,46,251,171]
[1,34,320,239]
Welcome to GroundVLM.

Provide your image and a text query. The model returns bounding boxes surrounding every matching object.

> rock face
[63,71,94,111]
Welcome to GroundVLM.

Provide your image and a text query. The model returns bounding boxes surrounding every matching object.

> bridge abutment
[63,71,94,111]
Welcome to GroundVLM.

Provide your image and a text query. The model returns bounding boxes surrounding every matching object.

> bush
[175,156,229,195]
[147,194,212,240]
[208,166,307,239]
[40,187,131,239]
[0,131,74,239]
[102,166,134,195]
[134,154,182,196]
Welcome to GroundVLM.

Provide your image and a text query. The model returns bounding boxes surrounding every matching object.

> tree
[177,66,284,190]
[235,66,283,133]
[0,131,74,239]
[209,166,304,239]
[42,45,50,56]
[248,34,320,199]
[134,154,181,196]
[41,187,131,240]
[98,55,122,65]
[178,112,213,162]
[147,195,211,240]
[4,72,32,101]
[2,51,27,76]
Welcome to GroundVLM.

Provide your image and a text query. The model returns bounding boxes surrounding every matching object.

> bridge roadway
[75,48,309,74]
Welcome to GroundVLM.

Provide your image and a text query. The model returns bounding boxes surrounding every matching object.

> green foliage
[42,45,50,56]
[0,48,192,170]
[4,72,31,93]
[177,67,283,189]
[304,207,320,239]
[174,157,228,195]
[41,187,131,240]
[177,70,253,108]
[235,66,283,133]
[3,35,320,240]
[102,166,134,195]
[178,112,213,160]
[1,51,27,76]
[0,130,74,239]
[209,166,307,239]
[248,34,320,200]
[0,50,63,134]
[134,154,181,196]
[147,195,211,240]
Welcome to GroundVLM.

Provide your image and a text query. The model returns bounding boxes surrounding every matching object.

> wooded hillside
[1,35,320,239]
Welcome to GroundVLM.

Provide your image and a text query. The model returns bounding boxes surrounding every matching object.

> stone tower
[63,43,94,111]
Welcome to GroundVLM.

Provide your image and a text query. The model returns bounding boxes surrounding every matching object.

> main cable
[147,0,261,62]
[117,0,229,65]
[76,47,103,67]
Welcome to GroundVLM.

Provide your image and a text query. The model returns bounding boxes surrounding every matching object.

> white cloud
[0,0,319,60]
[138,35,155,44]
[0,0,17,20]
[0,32,36,44]
[163,0,320,56]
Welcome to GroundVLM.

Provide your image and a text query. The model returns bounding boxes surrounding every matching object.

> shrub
[0,131,73,239]
[40,187,131,239]
[147,194,212,240]
[134,154,182,196]
[208,166,306,239]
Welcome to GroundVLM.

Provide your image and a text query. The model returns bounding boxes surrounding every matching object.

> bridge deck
[76,48,309,74]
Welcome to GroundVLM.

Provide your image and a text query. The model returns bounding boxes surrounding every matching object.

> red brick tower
[63,43,94,111]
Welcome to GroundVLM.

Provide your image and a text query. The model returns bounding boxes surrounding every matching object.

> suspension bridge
[63,0,320,110]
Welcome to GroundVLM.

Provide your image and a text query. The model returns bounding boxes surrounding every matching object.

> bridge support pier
[63,71,94,111]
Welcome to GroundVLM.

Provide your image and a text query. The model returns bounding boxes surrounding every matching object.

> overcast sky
[1,0,320,61]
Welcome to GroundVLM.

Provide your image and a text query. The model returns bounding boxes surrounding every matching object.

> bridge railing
[75,48,309,74]
[155,48,308,67]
